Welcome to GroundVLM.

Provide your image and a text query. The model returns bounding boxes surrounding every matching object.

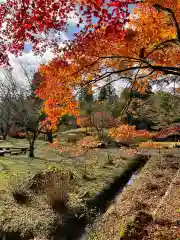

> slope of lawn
[0,137,144,239]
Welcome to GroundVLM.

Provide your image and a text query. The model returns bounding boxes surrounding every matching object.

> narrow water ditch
[53,154,149,240]
[79,164,145,240]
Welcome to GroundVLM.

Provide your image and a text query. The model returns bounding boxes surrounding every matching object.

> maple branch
[99,38,178,65]
[70,58,100,77]
[153,4,180,41]
[145,64,180,75]
[92,76,132,93]
[99,55,142,61]
[85,66,149,84]
[144,39,178,59]
[99,53,180,76]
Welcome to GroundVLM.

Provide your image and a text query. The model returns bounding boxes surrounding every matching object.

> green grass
[0,137,144,238]
[0,156,51,190]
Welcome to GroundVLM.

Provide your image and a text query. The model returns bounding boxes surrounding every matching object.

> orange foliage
[109,125,136,141]
[36,60,80,125]
[109,125,156,141]
[77,135,100,148]
[35,0,180,124]
[47,135,87,157]
[38,115,57,135]
[132,130,157,139]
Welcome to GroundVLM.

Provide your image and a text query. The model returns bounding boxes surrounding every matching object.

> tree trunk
[2,125,10,140]
[46,130,53,143]
[2,134,7,140]
[29,142,35,158]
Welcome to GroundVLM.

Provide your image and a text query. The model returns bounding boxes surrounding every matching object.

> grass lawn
[1,132,178,239]
[0,137,143,239]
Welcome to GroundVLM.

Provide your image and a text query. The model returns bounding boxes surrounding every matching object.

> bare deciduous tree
[0,65,53,157]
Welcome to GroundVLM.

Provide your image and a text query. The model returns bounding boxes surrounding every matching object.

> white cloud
[67,10,79,26]
[0,26,69,88]
[0,48,57,90]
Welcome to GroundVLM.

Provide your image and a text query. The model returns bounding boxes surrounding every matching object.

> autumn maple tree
[32,0,180,125]
[1,0,180,127]
[0,0,135,65]
[0,0,138,125]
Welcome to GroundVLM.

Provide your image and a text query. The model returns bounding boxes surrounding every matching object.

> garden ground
[0,136,144,239]
[0,131,179,239]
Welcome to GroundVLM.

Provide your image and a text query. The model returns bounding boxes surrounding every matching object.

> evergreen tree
[98,83,118,103]
[106,83,118,103]
[79,87,94,115]
[79,87,93,103]
[98,85,107,101]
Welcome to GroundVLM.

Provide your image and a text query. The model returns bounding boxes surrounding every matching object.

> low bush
[120,212,153,239]
[109,125,155,142]
[45,171,71,212]
[77,112,119,130]
[10,168,73,214]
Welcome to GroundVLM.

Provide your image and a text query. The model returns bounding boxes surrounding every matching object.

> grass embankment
[0,138,144,239]
[91,155,180,240]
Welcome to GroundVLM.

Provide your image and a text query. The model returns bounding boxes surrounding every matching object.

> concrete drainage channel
[80,170,141,240]
[78,155,149,240]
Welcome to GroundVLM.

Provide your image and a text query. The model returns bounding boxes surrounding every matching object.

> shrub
[109,124,156,141]
[45,172,70,212]
[90,112,118,129]
[109,124,136,141]
[8,173,31,205]
[12,189,31,205]
[76,115,91,128]
[26,169,72,212]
